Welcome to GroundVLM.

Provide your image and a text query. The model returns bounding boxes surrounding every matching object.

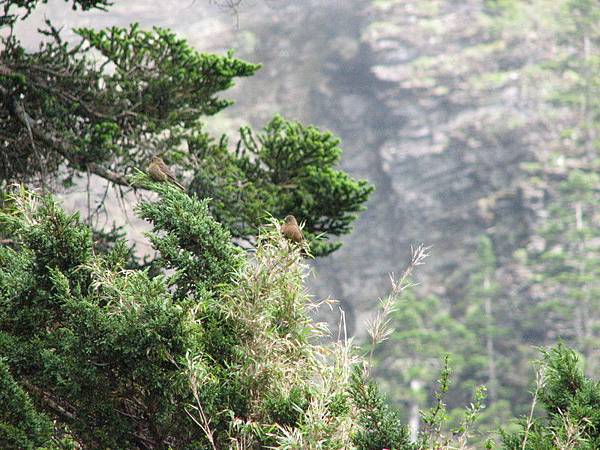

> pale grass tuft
[185,352,218,450]
[4,184,44,228]
[366,243,431,365]
[551,408,590,450]
[188,219,360,448]
[521,365,545,450]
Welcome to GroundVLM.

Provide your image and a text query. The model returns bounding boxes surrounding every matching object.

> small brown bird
[147,155,185,190]
[281,215,304,243]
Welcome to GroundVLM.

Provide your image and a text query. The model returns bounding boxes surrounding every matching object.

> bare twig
[551,407,589,449]
[185,405,218,450]
[86,179,111,227]
[21,379,78,421]
[209,0,243,27]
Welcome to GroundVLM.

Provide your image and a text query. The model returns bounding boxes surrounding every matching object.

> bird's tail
[169,177,185,191]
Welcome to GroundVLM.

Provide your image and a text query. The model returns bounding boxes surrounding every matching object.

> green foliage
[5,3,600,449]
[349,366,414,450]
[76,25,256,122]
[0,21,258,178]
[0,185,366,448]
[133,173,244,299]
[516,0,600,380]
[501,344,600,449]
[185,114,373,256]
[2,184,598,449]
[372,289,473,421]
[459,236,505,404]
[263,386,312,428]
[232,115,373,255]
[0,189,208,448]
[524,168,600,373]
[351,354,490,450]
[418,355,452,447]
[0,358,53,449]
[372,236,522,447]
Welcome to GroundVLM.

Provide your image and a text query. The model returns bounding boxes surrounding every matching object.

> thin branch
[187,379,218,450]
[21,379,157,449]
[87,179,111,226]
[86,168,91,225]
[1,84,131,187]
[21,379,78,421]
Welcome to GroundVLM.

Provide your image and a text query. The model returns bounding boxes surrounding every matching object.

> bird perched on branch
[147,155,185,190]
[281,215,304,243]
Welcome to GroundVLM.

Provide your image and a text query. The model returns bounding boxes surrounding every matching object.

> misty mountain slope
[356,0,557,303]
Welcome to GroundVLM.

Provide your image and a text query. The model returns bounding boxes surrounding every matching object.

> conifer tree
[501,344,600,450]
[0,180,413,449]
[372,289,472,438]
[525,170,600,375]
[461,236,501,403]
[521,0,600,375]
[455,235,520,443]
[0,0,372,256]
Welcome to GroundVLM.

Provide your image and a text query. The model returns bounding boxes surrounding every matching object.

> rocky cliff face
[337,0,552,317]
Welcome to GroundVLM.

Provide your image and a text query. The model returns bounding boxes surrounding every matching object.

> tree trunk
[484,275,498,403]
[409,379,423,442]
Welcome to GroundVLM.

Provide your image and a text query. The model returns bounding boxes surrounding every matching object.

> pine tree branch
[0,82,131,188]
[21,379,78,422]
[21,379,157,449]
